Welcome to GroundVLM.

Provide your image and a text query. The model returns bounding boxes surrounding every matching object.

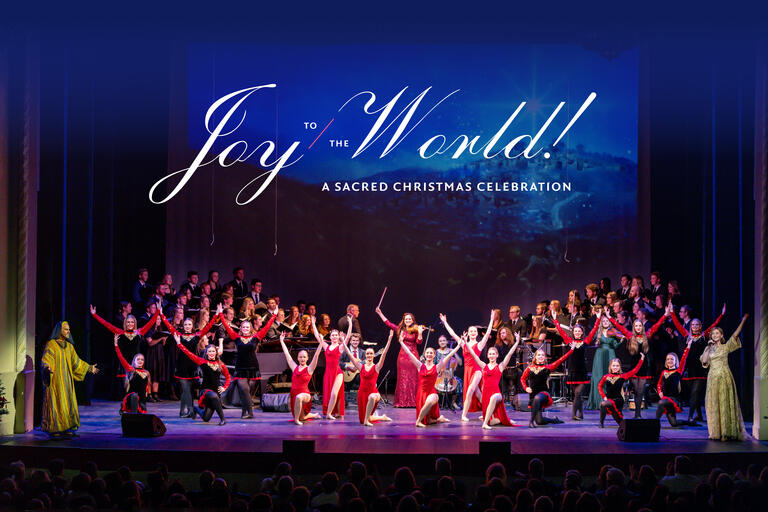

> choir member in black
[174,335,231,425]
[180,270,201,305]
[648,271,664,300]
[669,304,725,422]
[656,340,697,426]
[115,302,132,326]
[228,267,248,305]
[220,312,277,418]
[616,274,632,301]
[132,268,151,310]
[521,348,574,428]
[161,305,222,417]
[142,306,167,402]
[90,304,159,393]
[598,277,612,299]
[597,354,645,427]
[553,320,599,420]
[162,273,176,301]
[114,336,150,414]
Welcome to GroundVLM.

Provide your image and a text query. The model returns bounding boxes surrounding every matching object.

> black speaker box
[121,413,166,437]
[617,418,660,442]
[262,393,291,412]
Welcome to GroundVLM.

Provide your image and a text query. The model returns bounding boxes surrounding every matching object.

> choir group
[39,268,750,442]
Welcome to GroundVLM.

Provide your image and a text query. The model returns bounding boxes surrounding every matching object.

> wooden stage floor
[3,399,767,474]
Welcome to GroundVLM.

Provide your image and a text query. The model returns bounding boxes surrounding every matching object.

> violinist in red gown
[464,332,521,429]
[397,328,462,427]
[341,331,394,425]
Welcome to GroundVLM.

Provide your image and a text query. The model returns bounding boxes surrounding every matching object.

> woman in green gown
[586,311,623,410]
[40,322,99,438]
[701,314,749,441]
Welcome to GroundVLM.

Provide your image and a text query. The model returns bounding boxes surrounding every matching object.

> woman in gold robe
[41,322,99,438]
[700,313,749,441]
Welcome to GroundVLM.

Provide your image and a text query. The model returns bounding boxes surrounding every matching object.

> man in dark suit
[179,270,201,301]
[338,304,362,338]
[585,283,606,308]
[648,271,664,300]
[502,305,528,339]
[616,273,632,301]
[248,278,265,305]
[339,333,364,393]
[228,267,248,302]
[132,268,151,310]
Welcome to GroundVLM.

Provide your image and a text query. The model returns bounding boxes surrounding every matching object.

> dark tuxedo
[340,345,364,391]
[132,281,151,309]
[229,279,248,299]
[338,315,362,338]
[502,318,528,339]
[180,280,201,299]
[248,291,266,305]
[649,284,664,300]
[616,286,631,301]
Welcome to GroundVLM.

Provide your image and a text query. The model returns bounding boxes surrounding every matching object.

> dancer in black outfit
[656,340,698,427]
[161,305,222,417]
[521,348,574,428]
[220,312,276,418]
[174,335,231,425]
[553,320,599,420]
[114,337,150,414]
[597,354,645,427]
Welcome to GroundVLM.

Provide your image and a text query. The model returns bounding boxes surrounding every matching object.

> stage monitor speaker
[121,413,166,437]
[262,393,291,412]
[617,418,660,442]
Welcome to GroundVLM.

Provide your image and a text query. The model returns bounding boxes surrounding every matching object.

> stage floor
[5,399,768,458]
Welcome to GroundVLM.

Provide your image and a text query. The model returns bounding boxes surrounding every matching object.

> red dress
[462,343,483,412]
[416,364,440,423]
[385,320,421,407]
[481,365,513,426]
[322,343,345,416]
[290,366,312,421]
[357,364,379,424]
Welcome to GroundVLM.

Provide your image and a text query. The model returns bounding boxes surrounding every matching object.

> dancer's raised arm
[279,333,297,372]
[375,331,394,373]
[731,313,749,339]
[439,313,463,344]
[308,340,324,374]
[310,315,325,344]
[436,339,464,373]
[90,305,124,335]
[341,338,363,371]
[499,333,521,372]
[398,332,422,369]
[478,309,495,350]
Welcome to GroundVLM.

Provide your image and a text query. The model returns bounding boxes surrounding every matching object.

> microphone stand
[378,370,391,405]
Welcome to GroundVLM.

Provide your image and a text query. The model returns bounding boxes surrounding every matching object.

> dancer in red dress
[279,332,324,425]
[441,311,494,421]
[375,306,426,407]
[464,332,521,429]
[342,331,394,425]
[397,330,462,427]
[597,354,646,427]
[311,316,352,419]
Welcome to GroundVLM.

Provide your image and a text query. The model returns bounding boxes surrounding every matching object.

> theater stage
[3,399,767,475]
